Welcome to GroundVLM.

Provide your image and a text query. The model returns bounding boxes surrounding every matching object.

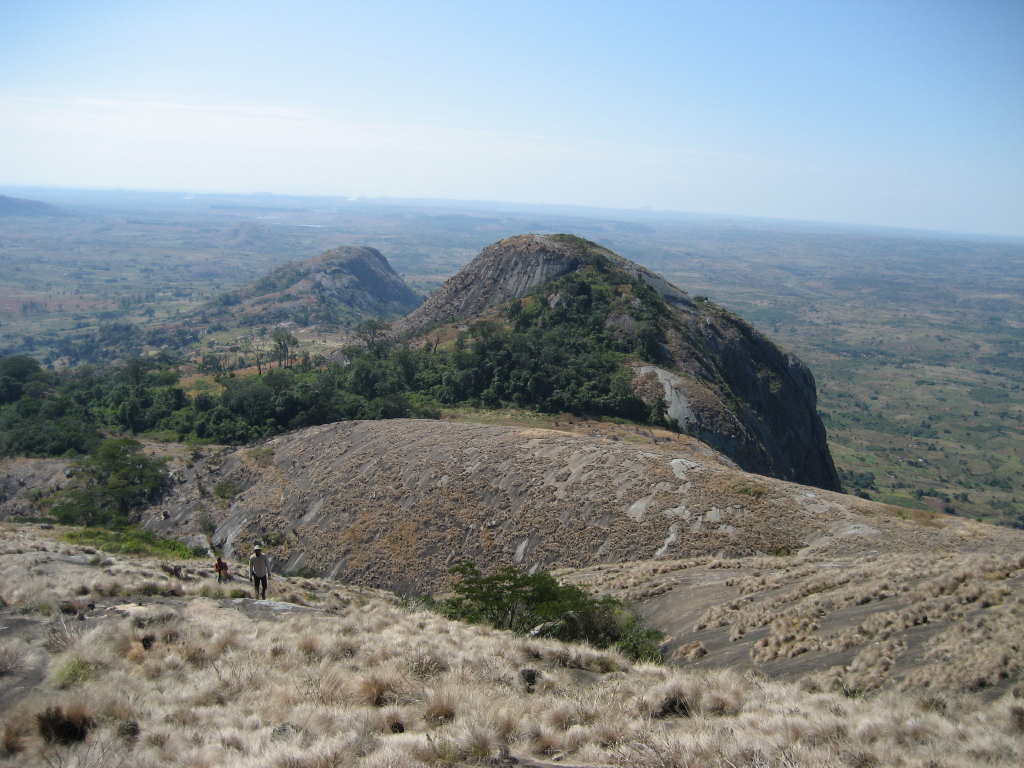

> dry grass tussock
[1,525,1023,767]
[567,547,1024,698]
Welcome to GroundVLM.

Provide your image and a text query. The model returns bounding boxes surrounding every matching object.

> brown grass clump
[0,638,27,676]
[423,689,458,726]
[2,524,1024,767]
[353,668,409,707]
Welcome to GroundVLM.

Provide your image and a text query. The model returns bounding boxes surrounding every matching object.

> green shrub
[213,481,240,500]
[284,565,318,579]
[53,657,92,688]
[50,438,170,527]
[437,562,663,662]
[62,526,200,559]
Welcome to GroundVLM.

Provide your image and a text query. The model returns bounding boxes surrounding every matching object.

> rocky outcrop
[394,234,839,490]
[142,419,996,594]
[0,457,70,520]
[394,234,693,337]
[294,246,421,314]
[653,302,840,491]
[205,245,421,328]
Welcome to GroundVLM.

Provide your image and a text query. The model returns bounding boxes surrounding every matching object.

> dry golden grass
[564,546,1024,701]
[2,524,1023,767]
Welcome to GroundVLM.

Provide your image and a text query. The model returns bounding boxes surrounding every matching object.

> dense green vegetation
[433,562,664,662]
[61,525,204,558]
[0,260,674,456]
[50,438,171,527]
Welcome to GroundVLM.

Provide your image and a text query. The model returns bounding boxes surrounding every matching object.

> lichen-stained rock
[142,419,988,594]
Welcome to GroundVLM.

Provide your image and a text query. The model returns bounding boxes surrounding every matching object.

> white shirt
[249,552,270,578]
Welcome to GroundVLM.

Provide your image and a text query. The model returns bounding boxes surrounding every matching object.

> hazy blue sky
[1,1,1021,235]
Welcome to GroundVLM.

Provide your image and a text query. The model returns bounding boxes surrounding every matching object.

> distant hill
[206,221,287,252]
[396,234,839,490]
[204,245,422,329]
[0,194,66,217]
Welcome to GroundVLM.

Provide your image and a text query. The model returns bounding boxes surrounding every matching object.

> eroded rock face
[0,457,70,520]
[271,246,422,315]
[393,235,587,336]
[143,420,960,593]
[394,234,839,490]
[661,310,840,491]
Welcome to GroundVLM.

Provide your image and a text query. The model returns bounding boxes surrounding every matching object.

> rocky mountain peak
[304,245,420,310]
[392,233,839,491]
[202,245,421,330]
[394,233,692,337]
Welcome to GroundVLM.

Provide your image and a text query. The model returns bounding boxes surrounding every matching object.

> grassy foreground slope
[2,524,1023,768]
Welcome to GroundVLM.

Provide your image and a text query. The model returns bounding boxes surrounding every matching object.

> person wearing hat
[249,544,271,599]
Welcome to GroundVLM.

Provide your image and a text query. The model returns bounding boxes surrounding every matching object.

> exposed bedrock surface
[142,419,999,594]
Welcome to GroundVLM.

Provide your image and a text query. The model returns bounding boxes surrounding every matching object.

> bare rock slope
[396,234,838,490]
[143,419,1009,595]
[204,245,421,328]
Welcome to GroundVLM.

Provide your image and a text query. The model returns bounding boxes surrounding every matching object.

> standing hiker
[249,544,271,599]
[214,556,229,583]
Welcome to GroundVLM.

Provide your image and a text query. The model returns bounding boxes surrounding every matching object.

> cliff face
[396,234,839,491]
[650,299,839,490]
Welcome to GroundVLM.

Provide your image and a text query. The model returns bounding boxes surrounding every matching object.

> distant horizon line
[2,182,1022,245]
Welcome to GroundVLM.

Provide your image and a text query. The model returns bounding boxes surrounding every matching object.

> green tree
[271,329,299,369]
[354,318,392,358]
[52,438,170,527]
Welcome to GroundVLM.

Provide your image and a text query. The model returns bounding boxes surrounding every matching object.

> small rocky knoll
[394,234,838,490]
[141,419,1001,595]
[202,245,421,328]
